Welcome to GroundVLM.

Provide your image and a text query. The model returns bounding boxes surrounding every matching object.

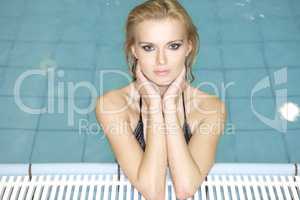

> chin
[147,73,174,86]
[154,78,173,87]
[155,82,170,87]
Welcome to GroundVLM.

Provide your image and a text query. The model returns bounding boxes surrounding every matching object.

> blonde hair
[124,0,199,82]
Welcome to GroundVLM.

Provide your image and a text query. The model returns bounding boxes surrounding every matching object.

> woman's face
[131,18,192,86]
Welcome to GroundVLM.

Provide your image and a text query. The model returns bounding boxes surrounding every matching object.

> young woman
[96,0,227,199]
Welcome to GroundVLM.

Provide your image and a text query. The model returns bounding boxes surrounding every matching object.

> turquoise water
[0,0,299,164]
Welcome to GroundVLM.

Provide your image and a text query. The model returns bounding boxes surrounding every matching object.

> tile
[230,96,300,131]
[229,97,283,130]
[96,24,124,45]
[31,130,84,162]
[0,129,35,163]
[38,98,91,131]
[268,67,300,96]
[94,68,131,96]
[0,68,47,96]
[220,19,261,42]
[285,129,300,162]
[291,0,300,15]
[196,44,222,70]
[264,42,300,67]
[98,0,140,27]
[182,0,217,22]
[0,96,43,129]
[59,15,97,42]
[0,41,12,66]
[224,98,233,126]
[0,17,18,40]
[24,0,64,15]
[46,69,94,98]
[54,43,96,69]
[222,43,265,68]
[0,0,26,17]
[96,44,127,69]
[236,130,289,162]
[0,68,5,83]
[83,130,115,162]
[17,15,60,42]
[253,0,293,18]
[224,68,273,98]
[216,0,254,21]
[215,134,236,162]
[295,15,300,31]
[197,19,219,44]
[8,42,56,68]
[96,1,140,45]
[260,17,300,41]
[63,0,99,17]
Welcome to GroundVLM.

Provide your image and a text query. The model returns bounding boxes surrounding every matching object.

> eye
[142,45,155,52]
[169,43,182,50]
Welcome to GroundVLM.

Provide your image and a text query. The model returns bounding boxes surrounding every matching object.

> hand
[162,67,187,111]
[135,62,162,108]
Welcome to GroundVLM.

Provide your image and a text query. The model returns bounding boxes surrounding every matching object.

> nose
[156,48,167,65]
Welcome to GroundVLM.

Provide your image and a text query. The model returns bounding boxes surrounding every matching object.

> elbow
[141,187,164,200]
[175,179,204,199]
[138,180,165,200]
[148,191,165,200]
[175,187,196,200]
[149,183,166,200]
[175,167,209,199]
[136,167,167,200]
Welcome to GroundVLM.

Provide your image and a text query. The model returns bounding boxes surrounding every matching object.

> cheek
[168,56,185,69]
[167,49,186,61]
[139,58,154,71]
[136,50,154,63]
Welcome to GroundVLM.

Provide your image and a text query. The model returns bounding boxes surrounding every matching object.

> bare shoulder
[189,86,227,119]
[189,86,227,136]
[95,87,132,130]
[96,89,129,115]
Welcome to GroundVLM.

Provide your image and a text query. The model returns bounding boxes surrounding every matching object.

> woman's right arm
[95,92,167,200]
[137,102,167,200]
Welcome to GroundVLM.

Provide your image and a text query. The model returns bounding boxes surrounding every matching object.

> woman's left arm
[164,97,227,199]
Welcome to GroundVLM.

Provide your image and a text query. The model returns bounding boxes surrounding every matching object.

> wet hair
[124,0,199,83]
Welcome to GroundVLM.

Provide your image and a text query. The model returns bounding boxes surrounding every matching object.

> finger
[135,64,146,93]
[168,68,186,94]
[174,67,186,82]
[135,65,142,86]
[179,67,186,80]
[172,67,186,88]
[135,64,156,94]
[179,68,187,92]
[136,63,148,82]
[135,63,141,80]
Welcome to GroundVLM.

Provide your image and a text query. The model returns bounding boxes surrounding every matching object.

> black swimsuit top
[116,91,192,181]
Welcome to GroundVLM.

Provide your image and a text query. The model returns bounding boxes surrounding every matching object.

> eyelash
[142,43,182,52]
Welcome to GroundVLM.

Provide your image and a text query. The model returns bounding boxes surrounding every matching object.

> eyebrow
[138,39,184,45]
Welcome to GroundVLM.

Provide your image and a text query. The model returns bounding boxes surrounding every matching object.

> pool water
[0,0,299,164]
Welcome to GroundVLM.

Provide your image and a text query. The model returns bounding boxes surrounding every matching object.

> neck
[157,85,169,97]
[131,81,189,106]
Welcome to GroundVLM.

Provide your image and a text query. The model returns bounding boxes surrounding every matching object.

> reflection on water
[279,102,299,122]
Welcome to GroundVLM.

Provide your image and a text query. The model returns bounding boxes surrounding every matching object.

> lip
[154,69,170,76]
